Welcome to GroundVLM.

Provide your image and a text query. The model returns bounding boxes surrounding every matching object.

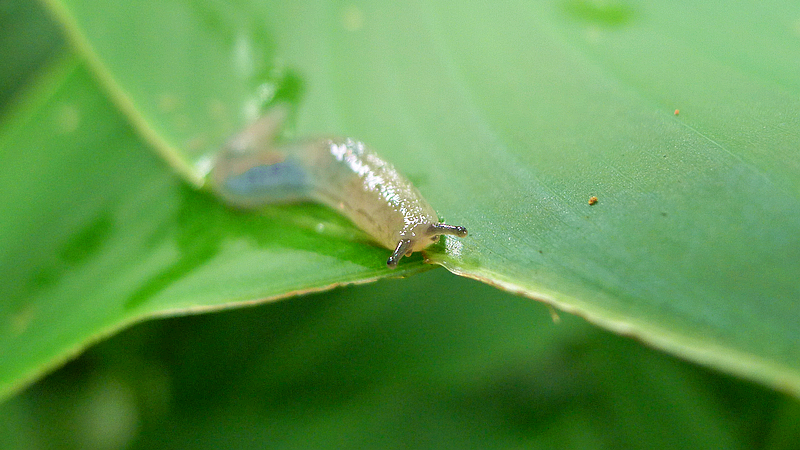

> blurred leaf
[6,270,793,449]
[0,0,63,114]
[2,0,798,399]
[0,57,428,399]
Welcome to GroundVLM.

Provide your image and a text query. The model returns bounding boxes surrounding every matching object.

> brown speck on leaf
[588,196,598,205]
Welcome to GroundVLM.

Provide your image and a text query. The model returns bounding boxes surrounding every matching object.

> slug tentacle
[208,108,467,268]
[387,240,413,269]
[429,223,468,238]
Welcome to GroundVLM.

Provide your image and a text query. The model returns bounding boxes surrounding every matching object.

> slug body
[208,108,467,268]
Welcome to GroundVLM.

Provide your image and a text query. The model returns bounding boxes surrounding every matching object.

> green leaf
[0,0,63,114]
[3,0,799,400]
[0,57,429,398]
[5,269,784,449]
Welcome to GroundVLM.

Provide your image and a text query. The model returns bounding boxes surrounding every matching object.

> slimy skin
[208,108,467,268]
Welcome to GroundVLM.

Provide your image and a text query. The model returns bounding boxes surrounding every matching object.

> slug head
[386,222,468,268]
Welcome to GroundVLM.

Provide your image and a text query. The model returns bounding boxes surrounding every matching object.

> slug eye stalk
[429,223,468,238]
[385,223,468,268]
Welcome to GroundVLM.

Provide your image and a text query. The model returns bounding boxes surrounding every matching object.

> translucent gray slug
[207,107,467,268]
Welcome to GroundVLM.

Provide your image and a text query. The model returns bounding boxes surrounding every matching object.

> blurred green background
[3,269,800,450]
[3,0,800,448]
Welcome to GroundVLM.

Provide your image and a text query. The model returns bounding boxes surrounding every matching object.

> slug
[207,107,467,268]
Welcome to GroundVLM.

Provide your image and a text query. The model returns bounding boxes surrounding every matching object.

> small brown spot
[588,196,598,205]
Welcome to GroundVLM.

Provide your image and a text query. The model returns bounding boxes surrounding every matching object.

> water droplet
[445,237,464,258]
[342,4,364,31]
[56,103,80,134]
[158,94,180,113]
[257,82,277,104]
[562,0,634,27]
[233,33,256,78]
